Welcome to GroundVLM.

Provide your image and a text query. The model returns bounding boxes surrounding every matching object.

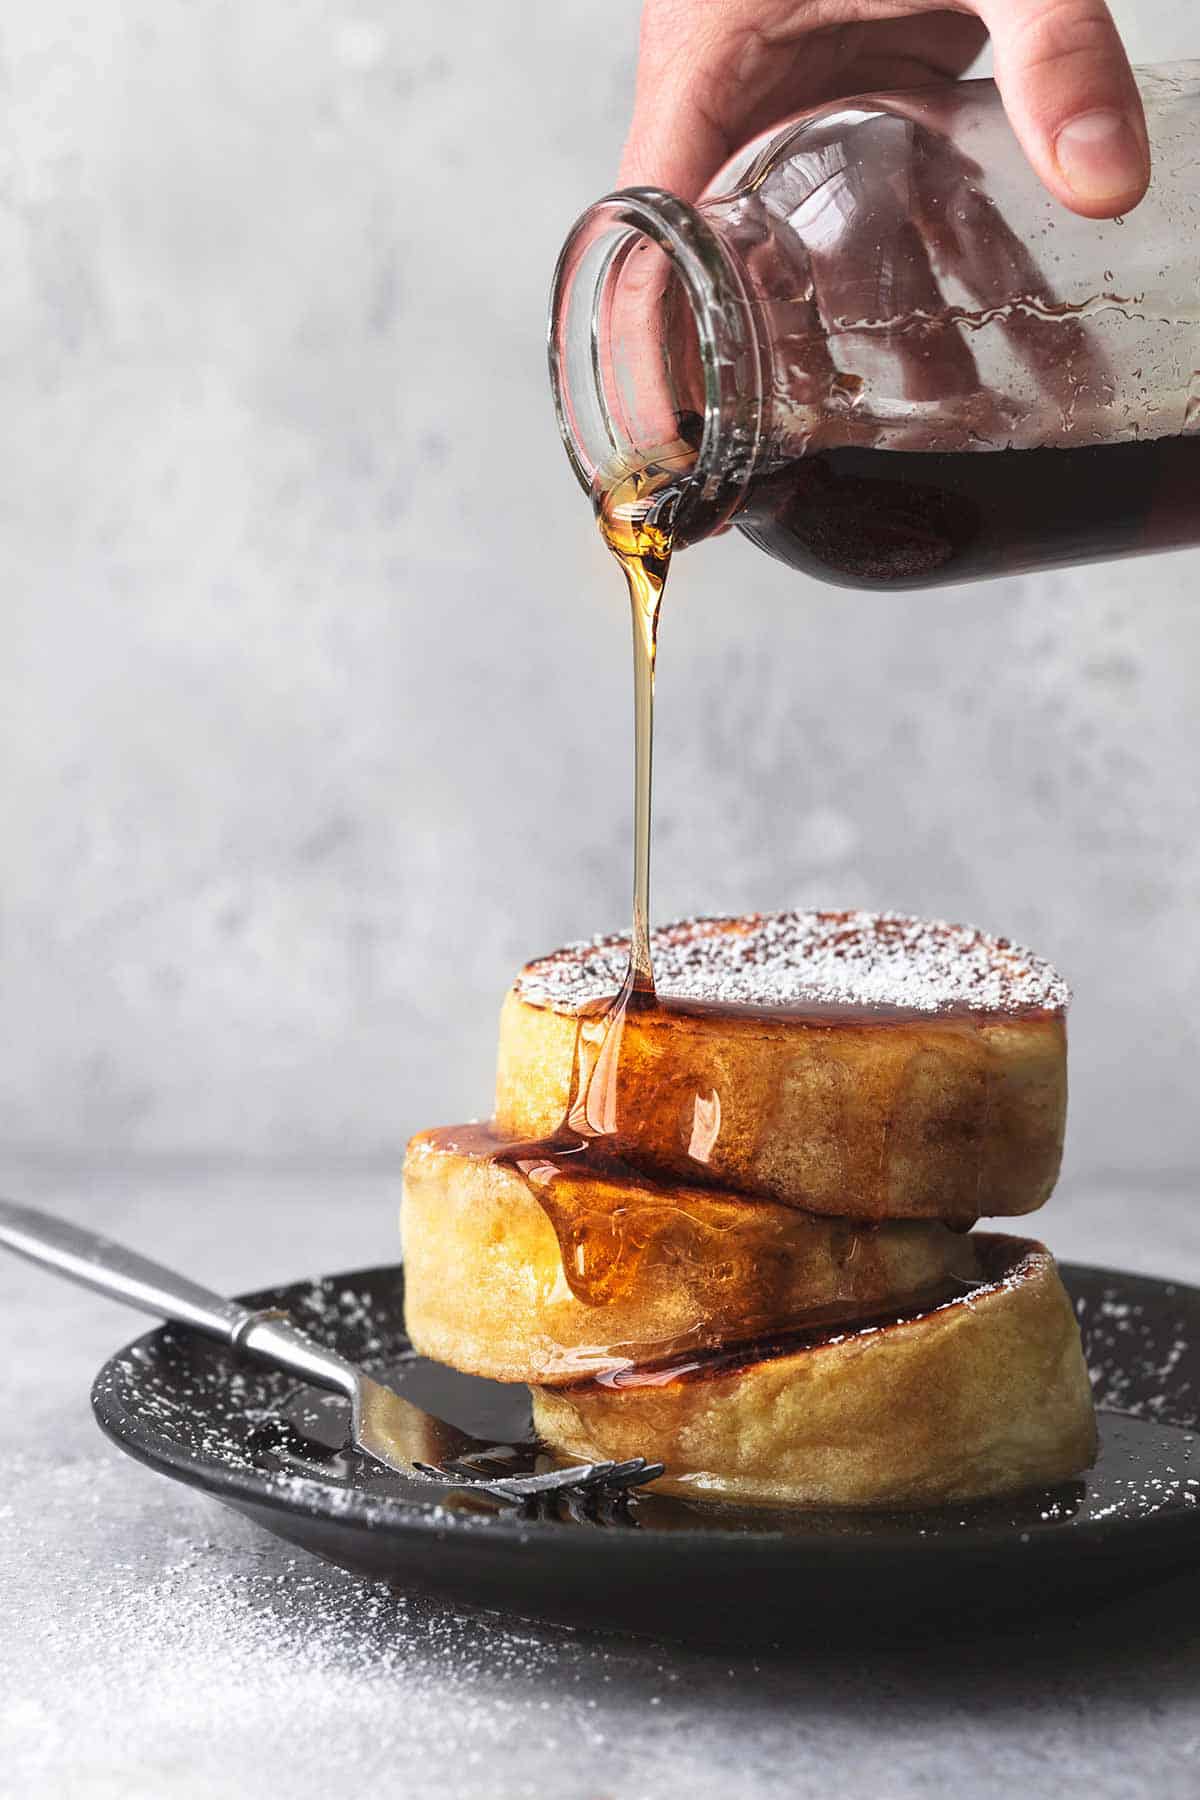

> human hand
[619,0,1149,217]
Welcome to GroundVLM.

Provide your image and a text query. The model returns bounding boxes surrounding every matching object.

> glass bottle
[549,65,1200,589]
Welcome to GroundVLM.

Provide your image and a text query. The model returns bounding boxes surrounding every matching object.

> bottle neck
[548,187,764,545]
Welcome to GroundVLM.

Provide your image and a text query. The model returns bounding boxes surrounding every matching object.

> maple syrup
[486,452,691,1293]
[569,1234,1023,1392]
[739,435,1200,590]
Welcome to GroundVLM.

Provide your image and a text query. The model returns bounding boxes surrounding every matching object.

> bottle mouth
[548,187,763,545]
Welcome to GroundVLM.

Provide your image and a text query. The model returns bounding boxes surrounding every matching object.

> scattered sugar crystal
[515,910,1070,1016]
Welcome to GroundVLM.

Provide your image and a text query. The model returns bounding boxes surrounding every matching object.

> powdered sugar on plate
[515,911,1071,1017]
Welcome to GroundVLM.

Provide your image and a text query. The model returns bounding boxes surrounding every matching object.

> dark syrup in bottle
[739,434,1200,590]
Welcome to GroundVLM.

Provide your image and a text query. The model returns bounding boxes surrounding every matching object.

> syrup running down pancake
[531,1237,1097,1508]
[402,1122,982,1384]
[495,911,1068,1222]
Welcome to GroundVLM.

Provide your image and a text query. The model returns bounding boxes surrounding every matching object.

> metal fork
[0,1197,662,1505]
[415,1454,663,1506]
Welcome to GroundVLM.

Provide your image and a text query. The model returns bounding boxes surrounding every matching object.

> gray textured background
[2,0,1199,1194]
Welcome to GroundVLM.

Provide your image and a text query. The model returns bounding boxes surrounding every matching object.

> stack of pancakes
[402,911,1096,1507]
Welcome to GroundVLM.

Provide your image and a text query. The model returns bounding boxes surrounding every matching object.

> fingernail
[1055,109,1142,205]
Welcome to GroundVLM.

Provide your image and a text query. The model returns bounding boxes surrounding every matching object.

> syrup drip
[599,458,679,997]
[569,1233,1025,1391]
[489,454,696,1305]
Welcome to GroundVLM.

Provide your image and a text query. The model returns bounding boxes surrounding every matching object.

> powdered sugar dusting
[515,911,1070,1017]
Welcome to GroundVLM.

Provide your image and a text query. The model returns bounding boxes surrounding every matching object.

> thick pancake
[401,1123,982,1384]
[495,911,1068,1222]
[532,1236,1097,1507]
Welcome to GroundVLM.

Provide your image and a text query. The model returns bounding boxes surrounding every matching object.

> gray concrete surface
[0,1,1198,1182]
[2,1162,1199,1800]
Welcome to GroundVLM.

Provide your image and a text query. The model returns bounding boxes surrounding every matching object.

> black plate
[92,1262,1200,1640]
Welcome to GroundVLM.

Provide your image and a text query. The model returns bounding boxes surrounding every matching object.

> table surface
[3,1159,1200,1800]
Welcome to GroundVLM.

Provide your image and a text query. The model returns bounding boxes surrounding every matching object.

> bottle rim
[547,186,763,542]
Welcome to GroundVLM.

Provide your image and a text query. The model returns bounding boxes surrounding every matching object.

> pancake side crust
[402,1124,981,1384]
[531,1237,1097,1506]
[496,988,1067,1221]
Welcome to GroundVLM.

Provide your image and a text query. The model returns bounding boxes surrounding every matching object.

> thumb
[984,0,1149,217]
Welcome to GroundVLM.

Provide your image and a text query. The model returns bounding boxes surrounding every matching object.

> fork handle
[0,1195,365,1402]
[0,1196,256,1338]
[0,1202,370,1433]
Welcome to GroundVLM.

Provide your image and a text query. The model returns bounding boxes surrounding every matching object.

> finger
[617,4,736,198]
[618,7,984,201]
[619,90,729,201]
[983,0,1149,217]
[618,1,860,198]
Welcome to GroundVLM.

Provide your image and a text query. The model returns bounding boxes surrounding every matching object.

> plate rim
[90,1258,1200,1566]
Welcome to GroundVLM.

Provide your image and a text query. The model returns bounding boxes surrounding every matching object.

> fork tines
[414,1453,664,1503]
